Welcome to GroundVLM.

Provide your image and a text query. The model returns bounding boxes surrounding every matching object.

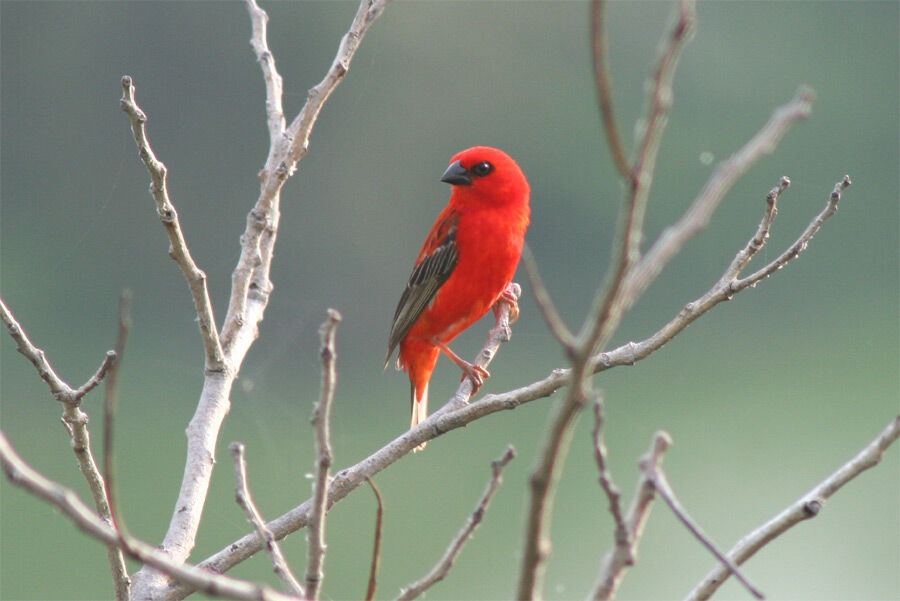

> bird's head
[441,146,530,211]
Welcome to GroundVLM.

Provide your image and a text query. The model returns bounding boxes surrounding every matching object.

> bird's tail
[409,382,429,452]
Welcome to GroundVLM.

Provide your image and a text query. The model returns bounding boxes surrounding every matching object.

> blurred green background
[1,1,897,600]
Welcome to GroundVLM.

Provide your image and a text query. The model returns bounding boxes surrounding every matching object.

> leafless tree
[1,1,897,601]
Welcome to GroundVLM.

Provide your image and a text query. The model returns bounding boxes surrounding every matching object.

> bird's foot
[432,338,491,393]
[494,286,520,323]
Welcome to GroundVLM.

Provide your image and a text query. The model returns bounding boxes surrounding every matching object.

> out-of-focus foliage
[1,2,896,600]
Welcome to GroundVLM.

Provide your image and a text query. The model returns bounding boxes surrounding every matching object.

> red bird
[385,147,531,443]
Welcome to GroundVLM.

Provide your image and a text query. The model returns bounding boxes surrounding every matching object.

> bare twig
[103,290,133,601]
[0,295,116,405]
[685,415,900,601]
[364,476,384,601]
[306,309,342,600]
[245,0,285,140]
[283,0,390,166]
[230,442,305,598]
[517,7,697,598]
[0,429,299,601]
[735,175,850,289]
[103,290,132,525]
[521,246,575,350]
[0,295,128,599]
[222,0,388,351]
[590,0,630,180]
[591,432,671,601]
[620,86,814,306]
[516,378,590,601]
[579,0,697,358]
[591,399,629,559]
[592,175,849,376]
[396,446,516,601]
[651,466,763,599]
[119,76,225,374]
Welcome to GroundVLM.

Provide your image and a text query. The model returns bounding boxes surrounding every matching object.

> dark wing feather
[385,215,459,368]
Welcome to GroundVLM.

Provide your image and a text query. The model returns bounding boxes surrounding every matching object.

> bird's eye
[471,161,493,177]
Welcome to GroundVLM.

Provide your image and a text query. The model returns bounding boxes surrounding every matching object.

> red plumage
[386,147,531,446]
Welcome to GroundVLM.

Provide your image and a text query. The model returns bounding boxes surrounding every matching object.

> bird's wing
[385,208,460,368]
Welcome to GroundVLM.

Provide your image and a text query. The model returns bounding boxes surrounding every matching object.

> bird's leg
[431,338,490,393]
[493,286,520,323]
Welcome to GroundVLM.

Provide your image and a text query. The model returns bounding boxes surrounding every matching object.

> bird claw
[494,287,520,323]
[460,363,491,393]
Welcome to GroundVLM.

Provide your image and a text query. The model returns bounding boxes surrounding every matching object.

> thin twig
[284,0,390,166]
[516,376,590,601]
[578,0,697,358]
[650,467,764,599]
[0,295,116,405]
[591,399,630,558]
[735,175,850,289]
[685,415,900,601]
[306,309,342,600]
[396,446,516,601]
[245,0,286,140]
[103,290,132,528]
[230,443,305,598]
[590,0,630,180]
[0,295,128,599]
[620,86,814,306]
[592,175,849,376]
[364,476,384,601]
[0,430,298,601]
[591,432,671,601]
[103,290,133,601]
[521,245,575,350]
[119,76,225,374]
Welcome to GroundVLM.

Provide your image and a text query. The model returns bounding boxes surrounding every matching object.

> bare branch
[364,477,384,601]
[685,415,900,601]
[735,175,850,290]
[651,466,763,599]
[0,429,299,601]
[396,446,516,601]
[620,86,814,306]
[245,0,286,140]
[284,0,390,166]
[222,0,389,352]
[590,0,630,180]
[517,379,590,601]
[119,76,225,374]
[230,442,305,598]
[103,290,133,601]
[591,399,630,561]
[1,295,128,597]
[578,0,697,358]
[0,295,116,405]
[591,432,671,601]
[521,246,575,350]
[592,175,848,376]
[306,309,342,600]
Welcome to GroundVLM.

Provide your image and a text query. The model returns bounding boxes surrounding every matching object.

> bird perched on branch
[385,146,531,448]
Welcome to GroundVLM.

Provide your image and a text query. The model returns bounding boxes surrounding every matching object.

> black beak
[440,160,472,186]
